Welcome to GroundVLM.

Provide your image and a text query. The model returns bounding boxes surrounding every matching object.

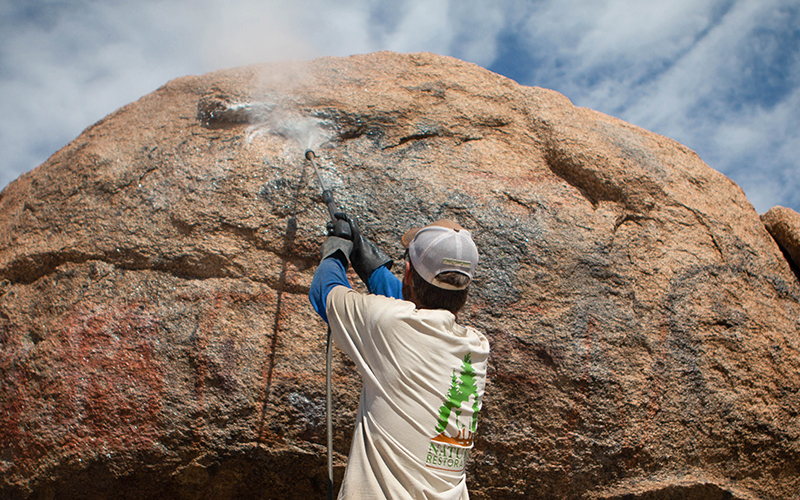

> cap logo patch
[442,258,472,269]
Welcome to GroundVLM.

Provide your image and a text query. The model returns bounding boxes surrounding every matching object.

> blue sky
[1,0,798,213]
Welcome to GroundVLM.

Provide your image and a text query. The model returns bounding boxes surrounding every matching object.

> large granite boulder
[1,52,798,500]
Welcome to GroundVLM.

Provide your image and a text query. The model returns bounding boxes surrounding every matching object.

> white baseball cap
[401,219,478,290]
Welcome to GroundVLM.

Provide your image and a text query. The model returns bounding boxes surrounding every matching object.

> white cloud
[612,0,799,213]
[383,1,451,53]
[575,0,716,61]
[193,0,320,69]
[711,83,800,212]
[0,0,202,187]
[514,0,728,117]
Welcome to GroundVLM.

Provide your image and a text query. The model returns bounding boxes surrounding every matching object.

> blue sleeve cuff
[309,256,351,323]
[367,265,403,299]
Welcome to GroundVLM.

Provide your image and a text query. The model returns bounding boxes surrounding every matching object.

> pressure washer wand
[305,150,351,239]
[305,149,342,500]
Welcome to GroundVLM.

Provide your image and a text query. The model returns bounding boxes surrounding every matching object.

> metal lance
[306,149,351,239]
[306,149,341,500]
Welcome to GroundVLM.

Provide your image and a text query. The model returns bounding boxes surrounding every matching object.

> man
[309,218,490,500]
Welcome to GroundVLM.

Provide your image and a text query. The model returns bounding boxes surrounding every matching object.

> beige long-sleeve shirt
[326,285,490,500]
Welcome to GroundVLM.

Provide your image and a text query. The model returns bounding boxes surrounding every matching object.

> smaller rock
[762,206,800,274]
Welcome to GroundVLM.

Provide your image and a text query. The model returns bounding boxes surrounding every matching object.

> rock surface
[1,52,799,500]
[762,206,800,280]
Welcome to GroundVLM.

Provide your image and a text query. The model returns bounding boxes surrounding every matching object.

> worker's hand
[320,236,354,268]
[349,217,393,285]
[326,213,353,239]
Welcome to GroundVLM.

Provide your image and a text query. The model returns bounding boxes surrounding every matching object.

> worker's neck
[402,277,458,319]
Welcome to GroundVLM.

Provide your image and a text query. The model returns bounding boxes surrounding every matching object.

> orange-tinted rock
[1,52,799,500]
[763,205,800,280]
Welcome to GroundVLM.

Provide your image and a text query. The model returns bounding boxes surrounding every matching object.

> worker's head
[401,220,479,315]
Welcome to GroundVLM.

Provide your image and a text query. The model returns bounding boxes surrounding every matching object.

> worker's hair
[408,262,470,315]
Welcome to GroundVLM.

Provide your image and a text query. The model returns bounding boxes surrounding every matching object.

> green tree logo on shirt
[426,353,481,471]
[434,353,480,440]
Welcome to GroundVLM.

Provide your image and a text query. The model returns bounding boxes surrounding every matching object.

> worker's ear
[404,260,412,283]
[402,260,418,306]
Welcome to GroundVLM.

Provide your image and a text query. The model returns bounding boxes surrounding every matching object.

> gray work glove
[349,217,393,285]
[320,236,354,268]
